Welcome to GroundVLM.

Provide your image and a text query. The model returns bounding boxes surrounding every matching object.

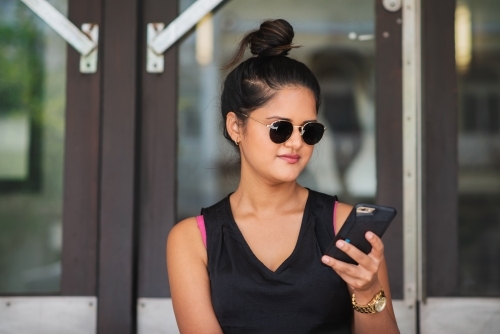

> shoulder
[166,218,221,332]
[335,202,353,235]
[307,189,352,234]
[167,216,207,265]
[168,216,200,242]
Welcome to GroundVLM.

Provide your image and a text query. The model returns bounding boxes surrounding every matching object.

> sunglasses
[244,115,326,145]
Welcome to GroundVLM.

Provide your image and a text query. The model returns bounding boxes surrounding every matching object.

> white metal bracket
[147,23,165,73]
[20,0,99,73]
[80,24,99,73]
[147,0,225,73]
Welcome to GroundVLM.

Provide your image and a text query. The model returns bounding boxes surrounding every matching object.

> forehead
[253,86,317,121]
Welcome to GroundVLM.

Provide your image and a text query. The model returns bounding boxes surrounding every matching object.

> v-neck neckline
[224,190,312,275]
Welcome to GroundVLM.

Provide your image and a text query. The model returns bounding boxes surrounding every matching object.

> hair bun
[249,19,297,57]
[222,19,299,70]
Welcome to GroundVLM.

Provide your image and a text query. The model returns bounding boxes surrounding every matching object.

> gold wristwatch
[352,289,387,314]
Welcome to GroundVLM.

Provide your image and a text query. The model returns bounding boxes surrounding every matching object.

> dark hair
[221,19,321,147]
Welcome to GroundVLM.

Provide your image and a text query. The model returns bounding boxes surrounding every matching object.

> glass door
[0,0,102,332]
[0,0,68,296]
[420,0,500,332]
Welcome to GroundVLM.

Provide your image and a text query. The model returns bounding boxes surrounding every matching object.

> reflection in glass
[177,0,376,220]
[0,0,66,293]
[457,0,500,296]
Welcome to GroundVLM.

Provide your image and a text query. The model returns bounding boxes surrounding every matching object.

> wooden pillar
[98,0,140,331]
[61,0,102,297]
[375,0,404,299]
[422,0,459,296]
[137,0,179,298]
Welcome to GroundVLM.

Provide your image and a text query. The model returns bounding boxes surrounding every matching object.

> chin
[270,169,304,183]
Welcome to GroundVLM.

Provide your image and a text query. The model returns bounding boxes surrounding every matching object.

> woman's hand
[321,231,385,302]
[321,226,399,333]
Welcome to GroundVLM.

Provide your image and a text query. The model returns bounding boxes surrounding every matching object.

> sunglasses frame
[241,114,326,145]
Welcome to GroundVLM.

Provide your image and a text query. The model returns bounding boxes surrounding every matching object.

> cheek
[244,125,274,153]
[301,146,314,163]
[295,147,314,172]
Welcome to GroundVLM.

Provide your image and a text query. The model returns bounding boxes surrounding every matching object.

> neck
[231,164,306,217]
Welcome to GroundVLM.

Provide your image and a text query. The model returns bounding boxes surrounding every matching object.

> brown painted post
[61,0,102,296]
[137,0,179,298]
[97,0,140,331]
[375,0,404,299]
[422,0,459,296]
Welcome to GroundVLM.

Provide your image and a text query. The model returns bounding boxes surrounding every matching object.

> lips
[278,154,300,164]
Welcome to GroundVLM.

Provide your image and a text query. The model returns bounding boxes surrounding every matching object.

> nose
[284,126,304,149]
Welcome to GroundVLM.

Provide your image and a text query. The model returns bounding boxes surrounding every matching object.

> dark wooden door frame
[61,0,102,297]
[422,0,458,297]
[137,0,179,299]
[61,0,178,330]
[376,0,459,303]
[375,0,459,302]
[62,0,143,332]
[375,0,404,299]
[97,0,141,332]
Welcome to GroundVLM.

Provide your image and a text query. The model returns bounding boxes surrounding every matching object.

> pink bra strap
[333,200,338,236]
[196,215,207,248]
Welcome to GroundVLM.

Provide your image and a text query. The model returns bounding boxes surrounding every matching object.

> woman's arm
[324,203,399,334]
[166,217,223,334]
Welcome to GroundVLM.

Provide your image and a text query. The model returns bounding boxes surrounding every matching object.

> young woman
[167,19,399,334]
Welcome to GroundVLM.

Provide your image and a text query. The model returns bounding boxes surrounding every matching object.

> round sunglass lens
[302,123,325,145]
[269,121,293,144]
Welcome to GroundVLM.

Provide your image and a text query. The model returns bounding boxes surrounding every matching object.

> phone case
[324,203,397,265]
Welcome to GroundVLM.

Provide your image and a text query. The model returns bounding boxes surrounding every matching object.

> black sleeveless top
[201,189,352,334]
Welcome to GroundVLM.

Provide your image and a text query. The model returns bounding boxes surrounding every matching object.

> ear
[226,112,242,143]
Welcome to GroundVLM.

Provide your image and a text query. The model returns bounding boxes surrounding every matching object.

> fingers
[321,232,386,291]
[340,239,371,267]
[366,231,385,259]
[321,255,376,291]
[334,235,381,270]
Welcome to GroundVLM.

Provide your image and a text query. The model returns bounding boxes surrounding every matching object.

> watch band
[352,289,386,314]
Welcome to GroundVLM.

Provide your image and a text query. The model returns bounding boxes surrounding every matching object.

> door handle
[147,0,224,73]
[20,0,99,73]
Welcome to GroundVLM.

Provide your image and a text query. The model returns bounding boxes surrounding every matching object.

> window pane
[0,0,66,293]
[457,0,500,296]
[177,0,376,220]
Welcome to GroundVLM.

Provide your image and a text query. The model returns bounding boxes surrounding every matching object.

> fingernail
[336,240,345,248]
[367,232,374,239]
[322,256,330,264]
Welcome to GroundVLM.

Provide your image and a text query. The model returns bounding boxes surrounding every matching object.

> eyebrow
[266,116,318,124]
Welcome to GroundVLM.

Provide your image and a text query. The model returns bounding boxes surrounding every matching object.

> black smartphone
[324,204,397,265]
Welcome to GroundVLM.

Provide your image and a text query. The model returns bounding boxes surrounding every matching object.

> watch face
[374,296,387,313]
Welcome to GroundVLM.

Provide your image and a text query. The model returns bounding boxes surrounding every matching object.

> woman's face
[237,86,317,184]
